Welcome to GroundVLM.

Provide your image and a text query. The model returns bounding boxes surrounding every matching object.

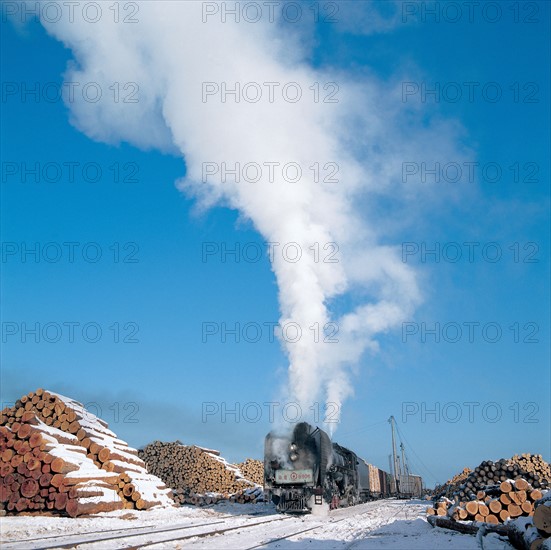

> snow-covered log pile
[428,455,551,533]
[507,493,551,550]
[428,477,547,524]
[429,493,551,549]
[432,456,550,502]
[236,459,264,486]
[0,389,174,516]
[138,441,263,506]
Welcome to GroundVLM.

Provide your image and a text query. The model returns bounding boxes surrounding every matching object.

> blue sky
[1,1,549,487]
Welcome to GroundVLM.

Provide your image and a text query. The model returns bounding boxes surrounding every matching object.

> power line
[394,421,439,485]
[337,420,388,437]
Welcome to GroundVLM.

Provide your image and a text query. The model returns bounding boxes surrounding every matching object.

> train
[264,422,421,513]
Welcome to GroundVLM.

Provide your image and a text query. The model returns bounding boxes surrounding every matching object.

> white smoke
[34,1,470,430]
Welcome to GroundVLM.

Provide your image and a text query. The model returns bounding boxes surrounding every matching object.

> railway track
[1,515,291,550]
[2,499,419,550]
[343,500,415,549]
[243,517,349,550]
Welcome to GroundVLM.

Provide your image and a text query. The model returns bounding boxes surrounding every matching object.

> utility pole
[388,416,401,493]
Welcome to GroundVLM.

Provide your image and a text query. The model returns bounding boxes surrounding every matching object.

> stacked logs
[433,468,472,499]
[428,478,545,524]
[510,454,551,484]
[236,459,264,486]
[507,495,551,550]
[1,389,174,515]
[430,495,551,550]
[139,441,262,506]
[0,412,122,516]
[433,457,550,504]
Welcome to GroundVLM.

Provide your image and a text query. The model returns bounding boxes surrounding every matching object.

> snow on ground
[0,499,513,549]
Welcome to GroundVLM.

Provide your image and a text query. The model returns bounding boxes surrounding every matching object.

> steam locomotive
[264,422,395,513]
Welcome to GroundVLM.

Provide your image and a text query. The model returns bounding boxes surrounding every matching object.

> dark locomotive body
[264,422,396,513]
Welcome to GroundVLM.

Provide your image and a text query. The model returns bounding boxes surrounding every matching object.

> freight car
[264,422,396,513]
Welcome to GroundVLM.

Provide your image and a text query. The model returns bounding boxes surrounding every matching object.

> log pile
[236,459,264,486]
[433,456,550,503]
[1,389,174,516]
[0,412,122,516]
[432,468,472,499]
[429,495,551,550]
[138,441,263,506]
[427,478,546,524]
[508,497,551,550]
[510,454,551,485]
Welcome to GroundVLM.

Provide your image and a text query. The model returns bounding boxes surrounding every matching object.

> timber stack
[428,456,550,528]
[507,494,551,550]
[0,389,174,516]
[433,456,550,503]
[236,459,264,486]
[138,441,263,505]
[432,468,472,499]
[428,478,546,524]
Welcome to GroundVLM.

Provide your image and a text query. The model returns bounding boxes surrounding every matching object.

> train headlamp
[289,443,298,451]
[289,452,299,462]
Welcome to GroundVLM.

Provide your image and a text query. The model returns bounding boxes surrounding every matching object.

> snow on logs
[138,440,264,506]
[0,389,174,516]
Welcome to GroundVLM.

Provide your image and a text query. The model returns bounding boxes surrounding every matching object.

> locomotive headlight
[289,452,299,462]
[289,443,298,451]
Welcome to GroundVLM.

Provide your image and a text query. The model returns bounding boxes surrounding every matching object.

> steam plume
[34,1,468,431]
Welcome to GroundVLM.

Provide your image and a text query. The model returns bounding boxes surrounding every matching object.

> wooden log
[10,454,23,468]
[20,479,39,498]
[17,424,32,440]
[427,515,508,536]
[54,493,68,510]
[65,497,124,517]
[98,448,111,463]
[50,474,65,488]
[68,421,80,435]
[478,503,489,517]
[533,504,551,534]
[15,498,29,512]
[0,463,14,476]
[515,479,529,491]
[51,457,78,474]
[465,501,478,516]
[29,433,44,449]
[39,473,53,487]
[508,504,522,518]
[489,499,502,514]
[500,481,513,493]
[27,457,41,471]
[1,449,14,462]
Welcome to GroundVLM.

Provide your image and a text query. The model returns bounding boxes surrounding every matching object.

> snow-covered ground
[0,499,512,549]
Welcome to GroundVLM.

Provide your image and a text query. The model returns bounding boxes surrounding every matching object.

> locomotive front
[264,422,332,512]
